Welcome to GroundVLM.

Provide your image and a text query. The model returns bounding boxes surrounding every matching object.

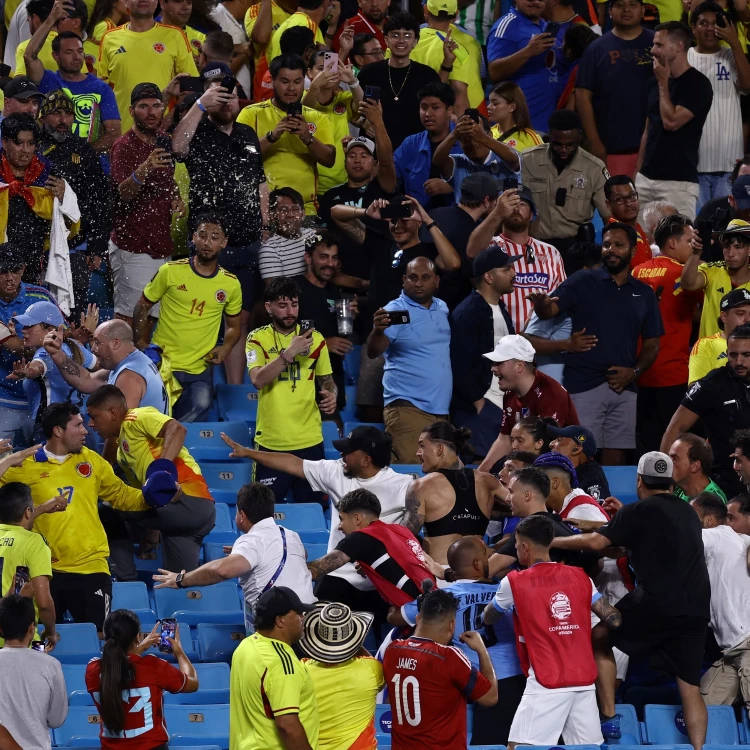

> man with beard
[173,63,268,386]
[132,212,242,422]
[604,175,652,269]
[109,83,185,329]
[333,0,389,52]
[662,324,750,497]
[530,223,663,465]
[37,90,110,319]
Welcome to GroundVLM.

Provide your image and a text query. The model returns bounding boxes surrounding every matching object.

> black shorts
[50,571,112,632]
[609,592,708,686]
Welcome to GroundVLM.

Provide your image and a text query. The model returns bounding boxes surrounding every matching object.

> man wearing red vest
[307,488,439,606]
[483,515,622,749]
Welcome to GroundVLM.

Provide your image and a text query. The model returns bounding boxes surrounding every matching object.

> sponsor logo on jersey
[514,271,551,288]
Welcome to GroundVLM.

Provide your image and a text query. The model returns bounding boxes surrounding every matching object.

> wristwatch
[175,570,187,588]
[266,130,278,143]
[633,366,641,378]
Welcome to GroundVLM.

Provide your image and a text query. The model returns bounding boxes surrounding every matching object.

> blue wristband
[132,171,143,185]
[196,98,207,113]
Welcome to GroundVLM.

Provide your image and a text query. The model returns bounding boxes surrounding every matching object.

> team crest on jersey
[216,289,227,303]
[333,103,346,115]
[550,592,572,621]
[153,42,165,53]
[76,462,93,478]
[121,439,130,453]
[307,122,317,135]
[191,38,202,49]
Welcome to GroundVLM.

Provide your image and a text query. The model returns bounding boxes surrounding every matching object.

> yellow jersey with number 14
[143,258,242,375]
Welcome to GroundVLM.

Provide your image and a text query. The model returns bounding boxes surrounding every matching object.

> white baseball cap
[637,451,674,487]
[482,334,536,363]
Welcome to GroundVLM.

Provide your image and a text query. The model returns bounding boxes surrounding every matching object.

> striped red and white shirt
[487,234,567,332]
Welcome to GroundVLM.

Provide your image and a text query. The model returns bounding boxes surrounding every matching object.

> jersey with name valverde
[143,258,242,374]
[246,324,332,451]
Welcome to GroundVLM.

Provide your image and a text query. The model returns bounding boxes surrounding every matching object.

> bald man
[388,536,526,745]
[42,319,168,412]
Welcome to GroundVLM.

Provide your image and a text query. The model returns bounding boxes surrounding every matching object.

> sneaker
[600,713,622,740]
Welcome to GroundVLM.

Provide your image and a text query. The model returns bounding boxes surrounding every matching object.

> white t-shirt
[484,302,510,407]
[702,525,750,650]
[208,3,252,97]
[231,517,316,628]
[303,459,414,589]
[561,489,609,522]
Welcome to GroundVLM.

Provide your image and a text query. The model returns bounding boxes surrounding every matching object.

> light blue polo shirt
[383,291,452,414]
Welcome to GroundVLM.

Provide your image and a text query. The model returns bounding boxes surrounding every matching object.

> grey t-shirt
[0,647,68,749]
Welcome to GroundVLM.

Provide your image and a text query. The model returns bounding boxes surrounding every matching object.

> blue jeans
[172,369,213,423]
[0,405,32,446]
[698,172,731,213]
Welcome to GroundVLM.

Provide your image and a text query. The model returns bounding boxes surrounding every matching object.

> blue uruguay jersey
[0,284,59,410]
[401,580,523,680]
[108,349,169,414]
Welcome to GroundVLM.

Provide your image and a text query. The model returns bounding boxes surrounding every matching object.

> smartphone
[716,10,727,26]
[696,219,713,250]
[465,107,481,123]
[381,202,412,220]
[0,64,11,78]
[159,618,177,654]
[13,565,29,594]
[503,177,519,191]
[31,640,47,652]
[363,85,381,104]
[286,101,303,118]
[323,51,339,73]
[179,76,204,93]
[388,310,411,325]
[155,134,172,153]
[299,319,314,334]
[220,75,237,93]
[545,21,560,37]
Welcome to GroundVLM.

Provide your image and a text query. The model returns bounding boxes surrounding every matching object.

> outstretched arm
[221,433,305,478]
[307,549,351,580]
[43,326,107,394]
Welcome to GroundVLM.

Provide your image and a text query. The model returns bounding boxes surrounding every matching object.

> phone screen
[14,565,30,594]
[159,619,177,653]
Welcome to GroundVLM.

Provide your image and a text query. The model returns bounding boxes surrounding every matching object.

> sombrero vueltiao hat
[299,602,374,664]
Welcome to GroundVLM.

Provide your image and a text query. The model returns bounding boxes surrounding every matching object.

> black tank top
[423,468,490,538]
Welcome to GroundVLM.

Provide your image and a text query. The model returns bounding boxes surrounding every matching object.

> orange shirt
[632,255,703,387]
[607,217,652,269]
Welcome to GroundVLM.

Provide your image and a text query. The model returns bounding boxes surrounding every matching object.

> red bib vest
[508,563,598,689]
[357,520,436,606]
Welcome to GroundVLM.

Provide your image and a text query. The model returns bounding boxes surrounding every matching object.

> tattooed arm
[42,326,107,394]
[316,374,338,415]
[402,480,426,535]
[307,549,351,580]
[591,596,622,630]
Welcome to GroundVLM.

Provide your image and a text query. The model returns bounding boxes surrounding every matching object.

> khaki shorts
[700,636,750,709]
[109,240,165,319]
[384,403,448,465]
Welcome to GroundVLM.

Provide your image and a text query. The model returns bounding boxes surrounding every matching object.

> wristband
[196,98,207,113]
[132,171,143,185]
[425,221,437,231]
[281,352,293,365]
[266,130,278,143]
[350,79,361,88]
[441,64,453,72]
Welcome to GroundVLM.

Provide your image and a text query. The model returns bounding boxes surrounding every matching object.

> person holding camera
[367,256,452,464]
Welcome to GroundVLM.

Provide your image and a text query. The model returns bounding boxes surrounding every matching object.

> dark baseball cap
[4,76,44,101]
[460,173,500,202]
[730,179,750,212]
[517,185,537,217]
[131,82,163,105]
[547,425,597,458]
[332,426,393,466]
[201,61,232,82]
[472,246,522,277]
[254,586,315,625]
[39,89,74,119]
[721,288,750,311]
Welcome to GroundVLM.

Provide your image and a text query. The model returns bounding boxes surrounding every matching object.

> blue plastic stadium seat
[521,746,601,750]
[344,421,385,436]
[340,384,357,422]
[322,420,340,449]
[304,543,328,560]
[324,447,340,460]
[204,542,230,562]
[743,708,750,743]
[53,706,103,746]
[213,363,228,387]
[644,705,739,745]
[608,703,643,745]
[133,547,163,573]
[166,704,230,749]
[273,503,326,531]
[298,529,329,544]
[212,502,234,531]
[603,465,639,505]
[200,462,252,505]
[202,528,240,547]
[344,345,362,385]
[154,581,243,625]
[390,464,422,476]
[48,623,100,663]
[196,622,247,663]
[112,581,155,618]
[61,664,93,706]
[164,663,231,703]
[184,422,251,463]
[216,384,259,424]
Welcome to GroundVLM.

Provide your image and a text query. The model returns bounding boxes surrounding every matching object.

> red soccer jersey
[500,370,580,435]
[85,654,187,749]
[383,636,492,750]
[607,217,652,270]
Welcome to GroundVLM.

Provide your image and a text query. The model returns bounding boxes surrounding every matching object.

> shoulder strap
[261,527,288,594]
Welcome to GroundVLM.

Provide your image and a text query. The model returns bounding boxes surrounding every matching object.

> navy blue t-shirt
[551,266,664,394]
[576,29,654,154]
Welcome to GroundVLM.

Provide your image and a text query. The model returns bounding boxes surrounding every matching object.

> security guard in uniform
[522,109,610,266]
[661,323,750,497]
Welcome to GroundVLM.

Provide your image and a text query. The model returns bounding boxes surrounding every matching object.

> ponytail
[99,610,139,736]
[422,421,475,457]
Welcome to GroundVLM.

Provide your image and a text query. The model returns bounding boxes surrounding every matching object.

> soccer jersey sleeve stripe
[462,667,479,698]
[272,641,295,674]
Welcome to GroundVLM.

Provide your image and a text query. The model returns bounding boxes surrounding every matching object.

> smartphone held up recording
[159,619,177,653]
[14,565,30,594]
[381,202,412,220]
[323,51,339,73]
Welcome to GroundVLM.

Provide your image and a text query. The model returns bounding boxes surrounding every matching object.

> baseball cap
[533,451,579,488]
[3,76,44,101]
[729,178,750,212]
[472,246,522,277]
[426,0,458,14]
[482,334,535,363]
[547,425,597,458]
[517,185,537,218]
[201,62,232,82]
[637,451,674,487]
[332,425,393,466]
[461,173,500,203]
[254,586,316,624]
[721,288,750,311]
[39,89,74,119]
[142,458,178,508]
[131,82,163,105]
[346,136,376,157]
[13,301,64,329]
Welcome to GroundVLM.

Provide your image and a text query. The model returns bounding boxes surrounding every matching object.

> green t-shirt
[674,479,727,503]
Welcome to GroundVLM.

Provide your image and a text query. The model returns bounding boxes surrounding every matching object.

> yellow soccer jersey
[266,11,324,68]
[689,332,727,384]
[237,100,334,214]
[118,407,213,500]
[184,25,206,66]
[311,90,355,194]
[697,262,750,338]
[92,18,119,44]
[15,34,87,75]
[98,22,198,131]
[230,632,319,750]
[490,125,544,153]
[246,324,332,451]
[143,258,242,375]
[0,447,147,574]
[244,1,292,81]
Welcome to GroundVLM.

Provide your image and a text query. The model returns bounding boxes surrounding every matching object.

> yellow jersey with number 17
[246,324,332,451]
[143,258,242,375]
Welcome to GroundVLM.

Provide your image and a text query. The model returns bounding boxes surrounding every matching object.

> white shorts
[109,240,164,319]
[508,685,604,746]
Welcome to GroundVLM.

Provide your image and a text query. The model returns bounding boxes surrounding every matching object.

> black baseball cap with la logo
[721,288,750,311]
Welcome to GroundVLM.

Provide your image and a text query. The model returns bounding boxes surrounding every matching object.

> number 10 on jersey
[391,674,421,726]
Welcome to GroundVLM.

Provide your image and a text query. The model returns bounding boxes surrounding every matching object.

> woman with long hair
[87,0,129,43]
[487,82,543,153]
[509,416,557,455]
[85,610,198,748]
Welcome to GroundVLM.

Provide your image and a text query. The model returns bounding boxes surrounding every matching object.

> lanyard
[262,527,288,593]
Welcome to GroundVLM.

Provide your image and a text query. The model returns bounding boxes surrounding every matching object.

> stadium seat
[154,581,243,625]
[521,746,602,750]
[61,664,93,706]
[324,447,340,460]
[197,622,246,663]
[344,345,362,384]
[643,705,739,745]
[200,462,252,505]
[112,581,155,618]
[344,421,384,436]
[202,528,240,547]
[322,420,340,449]
[603,465,639,505]
[742,708,750,743]
[390,464,422,476]
[298,529,330,544]
[165,704,230,749]
[205,542,230,562]
[133,547,163,573]
[216,384,259,424]
[340,384,357,422]
[46,623,100,663]
[273,503,326,531]
[53,706,102,746]
[184,421,251,462]
[304,543,328,560]
[165,663,231,704]
[213,502,234,531]
[610,703,643,744]
[376,704,393,734]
